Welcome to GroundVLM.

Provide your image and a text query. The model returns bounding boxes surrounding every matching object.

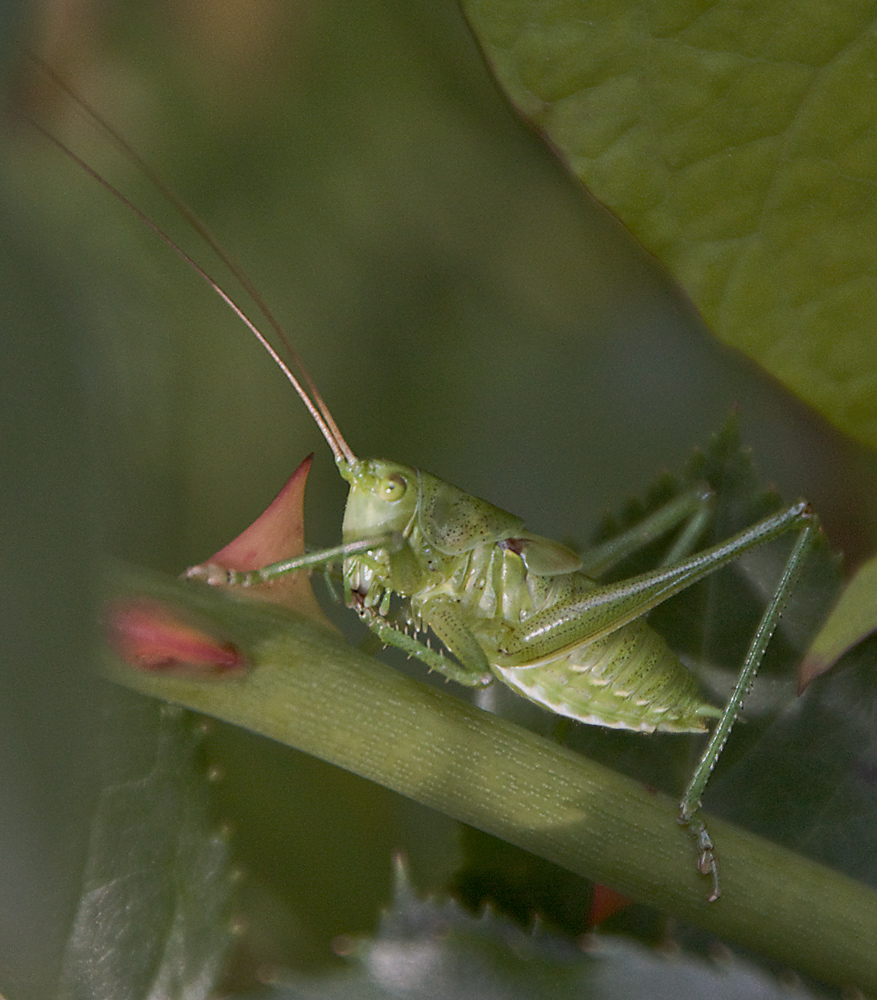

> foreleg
[357,596,492,688]
[186,532,403,586]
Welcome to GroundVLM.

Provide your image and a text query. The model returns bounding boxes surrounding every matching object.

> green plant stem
[107,564,877,994]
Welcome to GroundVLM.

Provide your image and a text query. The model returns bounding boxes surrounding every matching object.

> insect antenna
[22,58,357,467]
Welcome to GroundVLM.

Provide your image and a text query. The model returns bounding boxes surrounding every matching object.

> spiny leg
[678,506,819,901]
[500,502,813,665]
[356,603,492,687]
[492,500,817,897]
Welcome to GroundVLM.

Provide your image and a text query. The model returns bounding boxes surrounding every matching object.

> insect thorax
[343,520,569,635]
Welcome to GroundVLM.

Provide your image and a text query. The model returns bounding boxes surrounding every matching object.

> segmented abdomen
[491,618,720,732]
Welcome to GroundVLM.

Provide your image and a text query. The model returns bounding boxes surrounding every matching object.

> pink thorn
[210,455,313,570]
[191,455,334,630]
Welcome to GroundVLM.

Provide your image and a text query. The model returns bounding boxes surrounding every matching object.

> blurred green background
[3,0,877,989]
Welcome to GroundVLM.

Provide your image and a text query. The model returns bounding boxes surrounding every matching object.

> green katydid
[185,379,817,902]
[32,75,819,902]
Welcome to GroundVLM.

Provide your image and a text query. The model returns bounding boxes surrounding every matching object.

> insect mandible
[33,68,820,902]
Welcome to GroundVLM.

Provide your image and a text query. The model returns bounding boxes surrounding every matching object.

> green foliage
[464,0,877,456]
[803,554,877,684]
[713,634,877,887]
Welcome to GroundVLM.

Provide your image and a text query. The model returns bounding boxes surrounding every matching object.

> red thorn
[210,455,313,572]
[587,883,633,927]
[190,455,334,630]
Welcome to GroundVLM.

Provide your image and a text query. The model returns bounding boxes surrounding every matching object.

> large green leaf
[464,0,877,453]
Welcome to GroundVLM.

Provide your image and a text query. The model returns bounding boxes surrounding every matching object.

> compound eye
[381,473,408,501]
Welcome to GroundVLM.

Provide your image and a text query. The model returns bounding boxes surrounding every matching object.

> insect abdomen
[491,619,720,732]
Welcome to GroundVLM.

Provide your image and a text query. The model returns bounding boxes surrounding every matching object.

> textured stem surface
[108,565,877,995]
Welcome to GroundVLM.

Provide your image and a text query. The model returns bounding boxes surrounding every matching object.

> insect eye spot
[381,474,408,501]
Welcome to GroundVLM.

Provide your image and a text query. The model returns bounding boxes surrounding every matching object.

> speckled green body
[340,457,720,733]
